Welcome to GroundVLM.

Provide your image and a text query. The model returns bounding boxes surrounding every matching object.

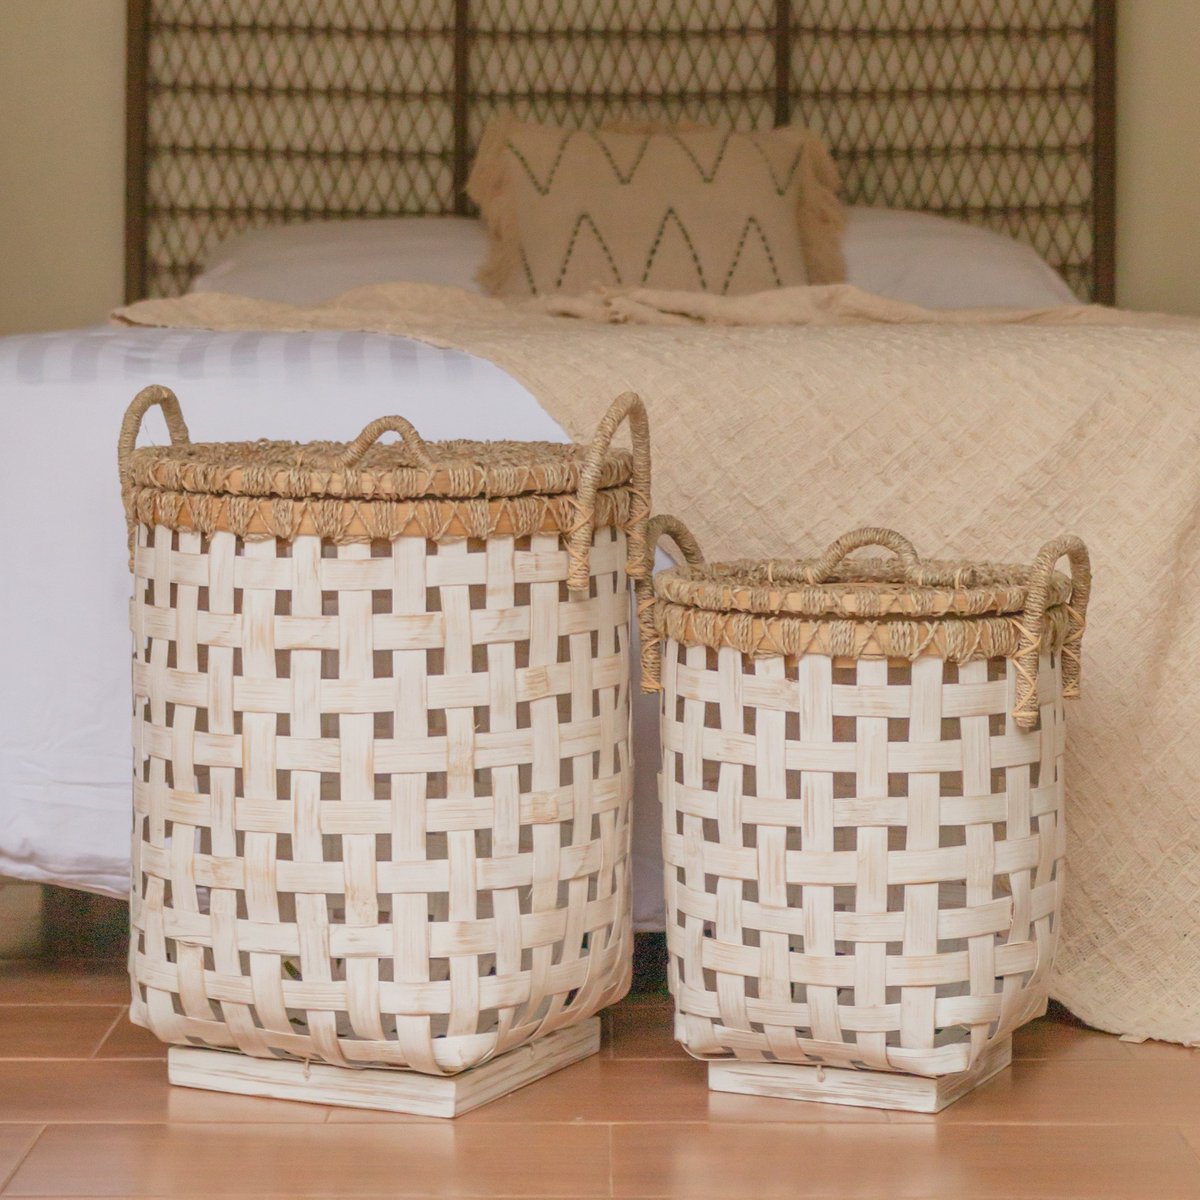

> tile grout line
[89,1009,128,1060]
[0,998,127,1008]
[0,1001,129,1008]
[0,1123,44,1196]
[1172,1122,1200,1167]
[608,1122,615,1198]
[0,1058,167,1064]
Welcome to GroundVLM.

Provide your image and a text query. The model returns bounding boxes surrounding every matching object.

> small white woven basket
[638,522,1090,1081]
[122,386,650,1076]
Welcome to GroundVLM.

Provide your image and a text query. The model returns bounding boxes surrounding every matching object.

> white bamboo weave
[661,647,1065,1077]
[643,526,1086,1080]
[124,388,646,1076]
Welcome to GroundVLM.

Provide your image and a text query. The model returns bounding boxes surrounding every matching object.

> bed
[16,0,1186,1043]
[0,206,1076,899]
[0,198,1078,896]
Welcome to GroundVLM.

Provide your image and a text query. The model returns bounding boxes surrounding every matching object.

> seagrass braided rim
[118,386,652,554]
[655,557,1075,620]
[123,439,634,500]
[651,554,1076,663]
[636,522,1090,733]
[122,482,639,543]
[653,599,1072,664]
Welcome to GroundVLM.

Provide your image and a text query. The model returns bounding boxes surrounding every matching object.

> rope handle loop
[118,384,191,484]
[1011,533,1091,731]
[336,415,435,470]
[636,514,705,693]
[803,527,920,584]
[567,391,652,593]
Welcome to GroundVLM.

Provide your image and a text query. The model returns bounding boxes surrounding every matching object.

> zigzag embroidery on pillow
[506,129,807,195]
[542,208,787,294]
[721,217,782,292]
[550,213,623,290]
[670,132,807,194]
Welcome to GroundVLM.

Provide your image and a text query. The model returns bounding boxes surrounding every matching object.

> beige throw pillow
[467,115,846,297]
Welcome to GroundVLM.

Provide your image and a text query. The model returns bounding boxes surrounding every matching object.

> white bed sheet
[191,209,1078,310]
[0,325,666,927]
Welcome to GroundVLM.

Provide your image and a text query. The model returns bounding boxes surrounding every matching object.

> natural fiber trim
[653,600,1072,665]
[654,558,1074,619]
[118,384,190,471]
[795,132,847,285]
[467,110,524,297]
[119,381,636,504]
[123,483,638,543]
[566,391,650,591]
[1010,534,1091,729]
[124,440,632,501]
[119,386,652,559]
[637,521,1090,733]
[636,514,706,697]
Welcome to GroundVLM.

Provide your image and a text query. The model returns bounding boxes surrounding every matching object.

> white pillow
[191,209,1077,309]
[843,207,1077,308]
[190,216,488,304]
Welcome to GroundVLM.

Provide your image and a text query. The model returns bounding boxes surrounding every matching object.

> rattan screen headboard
[125,0,1116,303]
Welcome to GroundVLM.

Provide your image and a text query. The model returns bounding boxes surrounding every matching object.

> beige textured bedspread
[117,282,1200,1044]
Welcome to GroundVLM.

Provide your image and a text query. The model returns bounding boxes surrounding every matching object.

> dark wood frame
[1091,0,1118,303]
[124,0,151,307]
[124,1,1117,305]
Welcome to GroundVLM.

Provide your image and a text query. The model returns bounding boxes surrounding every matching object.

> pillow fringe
[796,133,848,285]
[466,110,526,296]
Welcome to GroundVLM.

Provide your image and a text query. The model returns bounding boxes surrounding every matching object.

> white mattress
[0,325,669,929]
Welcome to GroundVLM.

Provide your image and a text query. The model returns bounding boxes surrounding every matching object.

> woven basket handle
[803,527,920,584]
[567,392,652,593]
[1011,534,1091,731]
[118,384,191,483]
[337,415,435,469]
[637,514,705,693]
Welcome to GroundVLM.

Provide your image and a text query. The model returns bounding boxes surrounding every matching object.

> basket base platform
[707,1035,1012,1114]
[167,1019,601,1119]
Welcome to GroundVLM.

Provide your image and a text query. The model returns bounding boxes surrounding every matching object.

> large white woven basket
[638,523,1090,1082]
[122,386,650,1076]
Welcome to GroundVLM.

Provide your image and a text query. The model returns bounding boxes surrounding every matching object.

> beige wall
[0,0,126,335]
[0,0,1198,333]
[1114,1,1200,313]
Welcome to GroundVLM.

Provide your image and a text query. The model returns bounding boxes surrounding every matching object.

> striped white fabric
[0,325,666,925]
[0,328,647,926]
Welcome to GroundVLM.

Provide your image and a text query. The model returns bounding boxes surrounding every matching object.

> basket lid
[638,525,1091,733]
[123,420,633,502]
[119,386,652,590]
[655,542,1074,620]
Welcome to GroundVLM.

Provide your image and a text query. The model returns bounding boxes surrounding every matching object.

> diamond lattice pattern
[793,0,1096,299]
[145,0,456,296]
[139,0,1102,300]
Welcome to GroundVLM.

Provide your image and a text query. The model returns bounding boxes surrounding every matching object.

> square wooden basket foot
[707,1036,1012,1114]
[167,1018,601,1119]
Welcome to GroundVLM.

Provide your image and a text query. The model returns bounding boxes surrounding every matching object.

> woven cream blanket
[117,282,1200,1045]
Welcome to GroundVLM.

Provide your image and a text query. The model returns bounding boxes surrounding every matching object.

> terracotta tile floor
[2,960,1199,1197]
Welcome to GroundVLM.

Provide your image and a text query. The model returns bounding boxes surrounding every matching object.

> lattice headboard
[125,0,1116,303]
